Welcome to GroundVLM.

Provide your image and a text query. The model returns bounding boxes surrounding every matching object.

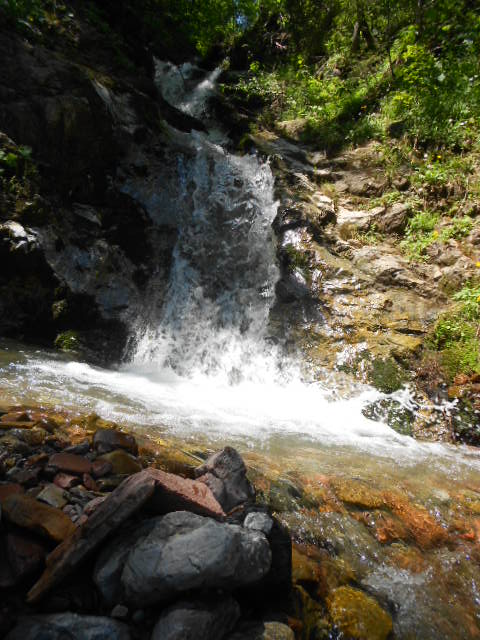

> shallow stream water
[1,61,480,638]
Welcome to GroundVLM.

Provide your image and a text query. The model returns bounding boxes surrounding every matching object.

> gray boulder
[151,597,240,640]
[122,511,271,606]
[5,613,131,640]
[195,447,255,512]
[94,519,156,605]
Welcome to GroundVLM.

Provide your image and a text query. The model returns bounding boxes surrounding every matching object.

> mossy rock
[54,330,81,353]
[369,357,406,393]
[362,398,414,436]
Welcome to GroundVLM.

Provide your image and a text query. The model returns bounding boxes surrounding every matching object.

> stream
[1,61,480,638]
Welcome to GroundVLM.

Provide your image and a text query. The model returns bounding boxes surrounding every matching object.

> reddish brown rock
[2,494,75,543]
[54,473,80,490]
[0,483,24,503]
[83,473,98,492]
[93,428,138,455]
[27,468,225,603]
[49,453,93,476]
[91,459,112,478]
[145,468,226,518]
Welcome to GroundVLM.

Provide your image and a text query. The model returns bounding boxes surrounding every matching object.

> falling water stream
[1,61,480,637]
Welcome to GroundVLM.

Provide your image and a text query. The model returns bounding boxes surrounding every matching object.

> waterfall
[130,61,286,384]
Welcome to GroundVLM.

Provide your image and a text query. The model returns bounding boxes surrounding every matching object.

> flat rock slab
[122,511,271,606]
[5,613,131,640]
[2,494,75,542]
[152,597,240,640]
[48,452,93,475]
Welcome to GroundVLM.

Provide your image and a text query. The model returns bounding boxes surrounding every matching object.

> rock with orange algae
[327,586,393,640]
[384,493,449,549]
[358,511,411,545]
[386,544,427,574]
[331,479,386,510]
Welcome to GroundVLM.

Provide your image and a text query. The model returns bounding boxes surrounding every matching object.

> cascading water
[131,131,284,385]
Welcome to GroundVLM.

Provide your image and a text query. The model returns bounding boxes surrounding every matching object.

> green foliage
[0,146,32,176]
[430,282,480,379]
[400,209,477,261]
[54,330,80,352]
[400,210,438,261]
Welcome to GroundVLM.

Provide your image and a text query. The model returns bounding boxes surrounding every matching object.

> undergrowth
[429,282,480,379]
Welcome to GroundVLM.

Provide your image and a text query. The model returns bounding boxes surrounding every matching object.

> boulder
[94,520,157,605]
[5,613,131,640]
[2,494,75,542]
[151,597,240,640]
[195,447,255,512]
[122,511,271,606]
[93,429,138,455]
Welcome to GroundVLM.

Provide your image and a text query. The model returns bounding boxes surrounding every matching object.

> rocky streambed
[0,405,295,640]
[1,403,480,639]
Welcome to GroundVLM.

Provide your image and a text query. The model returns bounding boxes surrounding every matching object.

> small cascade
[130,61,290,384]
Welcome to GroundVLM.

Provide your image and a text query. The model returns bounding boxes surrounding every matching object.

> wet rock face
[0,24,183,362]
[121,511,272,606]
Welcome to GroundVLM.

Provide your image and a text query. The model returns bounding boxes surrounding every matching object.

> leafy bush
[430,282,480,379]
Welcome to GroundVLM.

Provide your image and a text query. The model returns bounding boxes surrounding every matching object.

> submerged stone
[327,586,392,640]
